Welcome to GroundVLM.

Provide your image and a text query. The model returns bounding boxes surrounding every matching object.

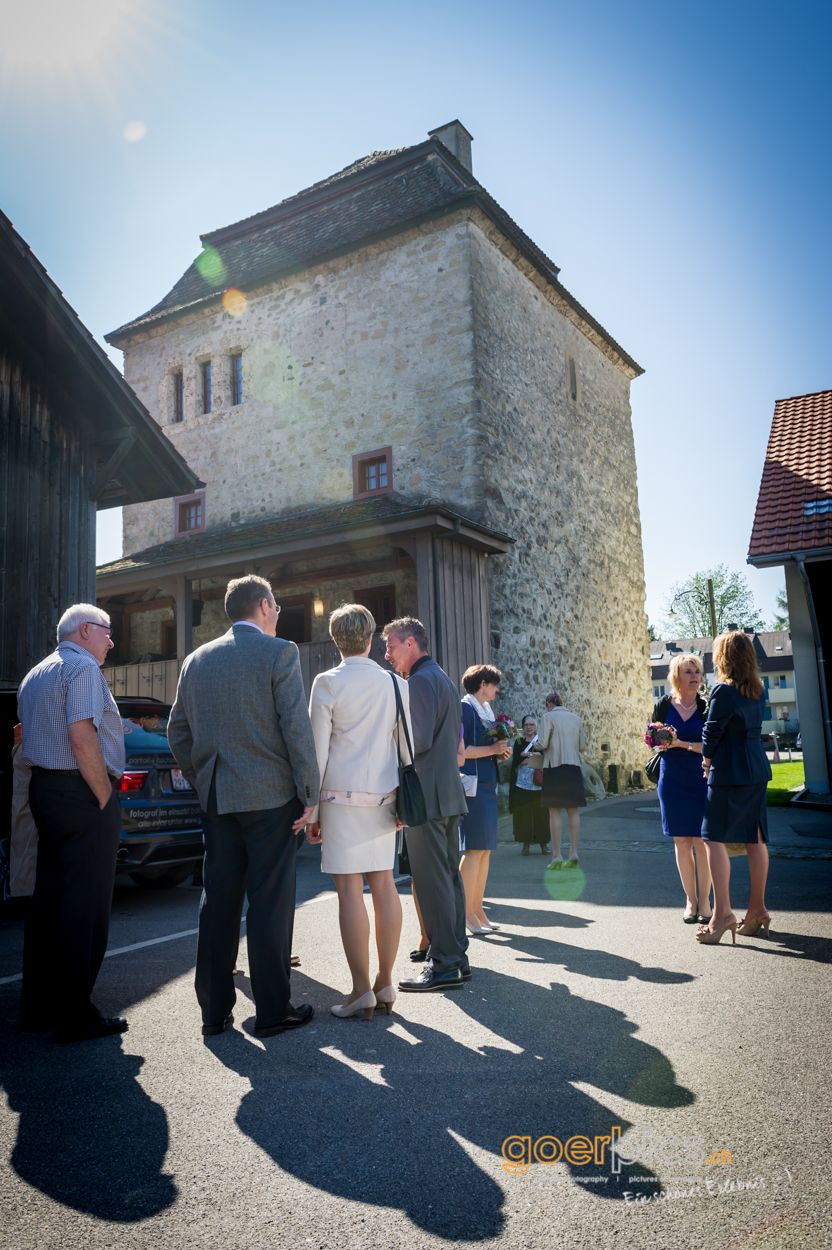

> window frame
[352,446,393,500]
[230,353,243,406]
[356,584,397,632]
[172,371,184,423]
[173,490,206,538]
[201,360,212,415]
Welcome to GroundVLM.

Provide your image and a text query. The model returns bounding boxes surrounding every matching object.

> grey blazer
[168,624,320,816]
[407,655,468,821]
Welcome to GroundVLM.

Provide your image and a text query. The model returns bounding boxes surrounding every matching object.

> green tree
[661,565,765,638]
[770,586,789,631]
[647,621,658,642]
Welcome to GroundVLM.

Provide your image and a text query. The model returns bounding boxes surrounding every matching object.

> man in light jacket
[383,617,469,992]
[168,575,320,1038]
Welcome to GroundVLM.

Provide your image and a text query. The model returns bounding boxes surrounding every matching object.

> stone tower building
[100,121,651,785]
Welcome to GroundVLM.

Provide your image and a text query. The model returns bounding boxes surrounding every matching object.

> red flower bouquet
[643,722,674,750]
[486,713,516,743]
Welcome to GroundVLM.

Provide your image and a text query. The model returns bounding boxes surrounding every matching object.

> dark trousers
[196,776,302,1027]
[21,774,120,1027]
[404,815,469,973]
[512,801,550,846]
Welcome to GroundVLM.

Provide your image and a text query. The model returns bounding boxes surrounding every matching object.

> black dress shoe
[409,947,429,962]
[19,1016,53,1033]
[202,1013,234,1037]
[461,966,472,982]
[398,967,463,992]
[253,1003,314,1037]
[52,1016,129,1043]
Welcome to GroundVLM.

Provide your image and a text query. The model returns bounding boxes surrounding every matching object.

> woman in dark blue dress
[697,631,772,946]
[654,654,712,923]
[459,665,512,935]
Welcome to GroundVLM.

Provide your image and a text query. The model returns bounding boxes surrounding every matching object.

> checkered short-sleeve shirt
[18,642,125,777]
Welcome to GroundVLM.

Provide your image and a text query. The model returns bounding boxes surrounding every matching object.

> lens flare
[222,289,247,317]
[543,861,586,902]
[123,120,146,142]
[195,245,226,288]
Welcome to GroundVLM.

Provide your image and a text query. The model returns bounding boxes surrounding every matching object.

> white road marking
[0,885,345,985]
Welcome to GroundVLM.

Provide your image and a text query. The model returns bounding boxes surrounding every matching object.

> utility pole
[707,578,717,640]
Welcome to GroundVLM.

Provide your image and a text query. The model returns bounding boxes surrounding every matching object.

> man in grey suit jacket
[169,575,320,1037]
[383,617,469,991]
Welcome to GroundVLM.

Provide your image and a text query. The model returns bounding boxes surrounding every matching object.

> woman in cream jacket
[306,604,414,1020]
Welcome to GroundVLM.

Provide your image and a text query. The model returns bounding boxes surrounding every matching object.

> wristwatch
[686,741,692,751]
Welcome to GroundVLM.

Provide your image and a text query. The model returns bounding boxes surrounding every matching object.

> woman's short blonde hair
[329,603,375,656]
[668,653,704,696]
[712,631,764,700]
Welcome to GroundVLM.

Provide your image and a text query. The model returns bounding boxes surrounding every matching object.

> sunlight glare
[3,0,139,71]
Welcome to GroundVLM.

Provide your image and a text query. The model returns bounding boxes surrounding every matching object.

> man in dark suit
[383,617,469,991]
[169,575,320,1037]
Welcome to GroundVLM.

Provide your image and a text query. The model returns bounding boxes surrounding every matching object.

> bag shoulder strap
[390,672,414,765]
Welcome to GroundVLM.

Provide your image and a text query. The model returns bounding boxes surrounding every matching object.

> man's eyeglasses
[84,622,112,638]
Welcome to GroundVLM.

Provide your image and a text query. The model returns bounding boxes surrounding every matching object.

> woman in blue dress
[459,665,512,935]
[654,654,712,923]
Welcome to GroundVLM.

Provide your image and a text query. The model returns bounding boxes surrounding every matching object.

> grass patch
[767,760,805,806]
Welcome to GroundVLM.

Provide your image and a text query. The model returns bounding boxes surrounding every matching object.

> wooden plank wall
[103,635,392,707]
[434,538,491,691]
[0,350,96,684]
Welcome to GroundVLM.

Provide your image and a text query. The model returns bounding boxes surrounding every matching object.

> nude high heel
[373,985,397,1015]
[331,990,376,1020]
[737,912,772,937]
[695,918,737,945]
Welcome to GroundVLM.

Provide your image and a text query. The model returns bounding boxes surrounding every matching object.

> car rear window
[119,705,171,747]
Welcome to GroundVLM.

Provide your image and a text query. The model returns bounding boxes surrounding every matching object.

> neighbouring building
[0,209,202,687]
[98,121,651,786]
[748,389,832,794]
[650,632,798,738]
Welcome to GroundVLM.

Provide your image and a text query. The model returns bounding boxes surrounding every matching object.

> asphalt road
[1,794,831,1250]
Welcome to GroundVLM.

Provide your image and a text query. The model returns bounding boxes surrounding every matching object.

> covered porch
[97,497,513,700]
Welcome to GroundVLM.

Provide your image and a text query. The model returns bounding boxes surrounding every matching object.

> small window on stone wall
[353,446,393,499]
[174,491,206,538]
[231,354,243,406]
[173,371,184,423]
[356,585,397,630]
[201,361,212,414]
[567,356,578,403]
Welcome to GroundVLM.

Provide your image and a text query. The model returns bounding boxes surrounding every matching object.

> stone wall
[120,216,483,553]
[468,221,652,780]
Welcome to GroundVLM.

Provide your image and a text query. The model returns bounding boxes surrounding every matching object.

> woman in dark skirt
[697,631,773,945]
[459,665,512,933]
[509,715,550,855]
[536,692,586,869]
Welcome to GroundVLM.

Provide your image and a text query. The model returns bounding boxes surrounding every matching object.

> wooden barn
[0,210,202,687]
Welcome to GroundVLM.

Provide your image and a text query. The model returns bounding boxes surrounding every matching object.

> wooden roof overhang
[96,500,513,598]
[0,210,203,510]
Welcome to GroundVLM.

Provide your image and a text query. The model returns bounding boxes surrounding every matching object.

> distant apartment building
[649,632,797,736]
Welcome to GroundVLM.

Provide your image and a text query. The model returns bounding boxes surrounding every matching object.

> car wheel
[128,862,197,889]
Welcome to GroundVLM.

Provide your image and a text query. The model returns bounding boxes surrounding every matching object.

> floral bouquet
[486,713,516,743]
[643,722,674,750]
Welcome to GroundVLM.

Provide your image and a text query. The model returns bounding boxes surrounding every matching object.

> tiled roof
[748,390,832,561]
[104,134,642,377]
[96,494,513,578]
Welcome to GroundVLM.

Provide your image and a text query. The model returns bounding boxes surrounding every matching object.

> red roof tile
[748,389,832,561]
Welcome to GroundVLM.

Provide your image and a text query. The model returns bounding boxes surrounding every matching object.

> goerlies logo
[502,1128,718,1174]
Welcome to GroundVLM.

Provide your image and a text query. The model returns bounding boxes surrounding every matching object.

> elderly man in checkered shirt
[17,603,129,1043]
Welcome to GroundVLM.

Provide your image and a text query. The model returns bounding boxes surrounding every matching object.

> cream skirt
[319,801,397,875]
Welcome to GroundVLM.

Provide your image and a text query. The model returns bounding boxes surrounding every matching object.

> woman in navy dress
[654,654,712,923]
[697,631,772,945]
[459,665,512,935]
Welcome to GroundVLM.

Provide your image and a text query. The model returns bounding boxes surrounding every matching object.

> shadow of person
[504,931,696,984]
[724,928,832,965]
[479,902,593,930]
[206,967,694,1237]
[2,1030,176,1221]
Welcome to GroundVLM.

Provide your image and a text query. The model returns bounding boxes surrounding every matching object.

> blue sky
[3,0,830,630]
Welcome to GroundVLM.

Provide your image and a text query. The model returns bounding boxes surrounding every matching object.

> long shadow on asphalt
[206,966,693,1239]
[1,1031,176,1221]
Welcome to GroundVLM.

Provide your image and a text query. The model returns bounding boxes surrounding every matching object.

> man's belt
[31,766,122,780]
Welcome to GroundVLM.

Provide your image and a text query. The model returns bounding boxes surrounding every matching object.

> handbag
[461,771,478,797]
[390,673,427,828]
[725,843,748,858]
[645,752,662,784]
[532,769,544,788]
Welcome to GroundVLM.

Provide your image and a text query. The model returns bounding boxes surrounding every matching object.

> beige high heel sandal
[695,917,737,945]
[737,912,772,937]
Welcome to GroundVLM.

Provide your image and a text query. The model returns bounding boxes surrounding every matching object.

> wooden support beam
[174,575,193,659]
[90,430,136,502]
